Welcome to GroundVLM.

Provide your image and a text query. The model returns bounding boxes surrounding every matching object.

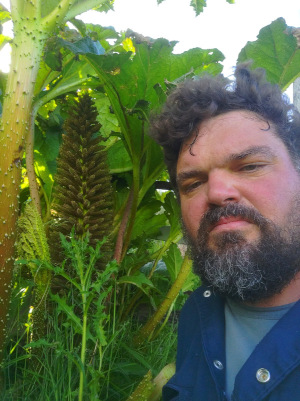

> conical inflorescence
[49,93,114,270]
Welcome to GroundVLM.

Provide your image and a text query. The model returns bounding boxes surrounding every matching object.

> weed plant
[1,232,178,401]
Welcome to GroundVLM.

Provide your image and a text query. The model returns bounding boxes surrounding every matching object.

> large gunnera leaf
[238,18,300,91]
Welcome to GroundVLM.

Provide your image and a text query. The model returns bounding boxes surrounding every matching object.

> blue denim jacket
[163,286,300,401]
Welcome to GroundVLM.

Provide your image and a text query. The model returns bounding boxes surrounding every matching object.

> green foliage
[134,252,193,345]
[0,2,11,50]
[238,18,300,90]
[47,230,117,401]
[0,3,10,21]
[107,139,132,173]
[87,39,224,112]
[93,0,115,13]
[4,229,178,400]
[85,37,224,263]
[157,0,234,16]
[190,0,207,15]
[17,202,52,346]
[118,271,155,295]
[130,201,167,241]
[33,114,63,209]
[93,92,120,140]
[163,245,183,283]
[0,33,10,52]
[163,243,199,293]
[44,36,105,71]
[17,203,50,264]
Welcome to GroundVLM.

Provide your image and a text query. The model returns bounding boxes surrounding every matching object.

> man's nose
[206,170,241,207]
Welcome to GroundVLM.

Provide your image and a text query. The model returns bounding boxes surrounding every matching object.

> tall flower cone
[49,93,114,271]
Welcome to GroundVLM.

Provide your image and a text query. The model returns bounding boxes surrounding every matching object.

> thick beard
[184,203,300,303]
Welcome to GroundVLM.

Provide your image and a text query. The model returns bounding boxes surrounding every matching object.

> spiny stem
[26,111,41,215]
[42,0,75,31]
[134,253,192,345]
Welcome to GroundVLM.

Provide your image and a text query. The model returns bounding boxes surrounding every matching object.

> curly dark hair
[149,62,300,190]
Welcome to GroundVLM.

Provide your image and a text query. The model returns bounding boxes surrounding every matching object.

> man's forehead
[176,145,278,185]
[179,110,275,156]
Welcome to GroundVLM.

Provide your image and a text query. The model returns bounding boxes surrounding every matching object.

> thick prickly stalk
[126,363,176,401]
[49,93,114,270]
[149,363,176,401]
[0,2,48,360]
[126,371,154,401]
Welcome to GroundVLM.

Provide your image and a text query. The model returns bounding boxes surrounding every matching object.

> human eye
[177,170,207,194]
[182,180,204,194]
[239,163,265,172]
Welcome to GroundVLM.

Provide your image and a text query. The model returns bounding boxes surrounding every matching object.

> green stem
[134,253,192,346]
[151,301,174,341]
[26,111,41,215]
[0,13,47,360]
[98,343,103,372]
[42,0,75,31]
[79,308,88,401]
[120,163,140,261]
[148,233,181,279]
[113,188,134,263]
[120,231,182,321]
[85,56,134,157]
[33,75,93,113]
[10,0,21,20]
[65,0,108,21]
[39,184,51,223]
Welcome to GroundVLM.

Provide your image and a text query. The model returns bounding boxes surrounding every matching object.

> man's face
[176,110,300,303]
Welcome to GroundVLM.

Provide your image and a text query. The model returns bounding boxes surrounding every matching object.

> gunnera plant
[49,93,114,271]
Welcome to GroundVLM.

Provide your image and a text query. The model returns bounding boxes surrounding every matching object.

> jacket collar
[233,298,300,401]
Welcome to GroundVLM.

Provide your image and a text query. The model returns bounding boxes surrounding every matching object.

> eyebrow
[176,145,277,186]
[226,145,276,163]
[176,169,204,187]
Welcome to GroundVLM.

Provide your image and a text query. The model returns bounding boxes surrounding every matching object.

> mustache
[198,203,269,235]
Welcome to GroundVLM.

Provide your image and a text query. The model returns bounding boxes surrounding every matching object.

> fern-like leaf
[17,202,52,343]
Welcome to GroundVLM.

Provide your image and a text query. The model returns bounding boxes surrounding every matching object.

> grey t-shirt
[225,299,295,400]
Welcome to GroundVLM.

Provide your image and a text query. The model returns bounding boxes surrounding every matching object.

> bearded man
[150,62,300,400]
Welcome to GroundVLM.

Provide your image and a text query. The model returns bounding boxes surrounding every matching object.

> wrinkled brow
[176,145,277,187]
